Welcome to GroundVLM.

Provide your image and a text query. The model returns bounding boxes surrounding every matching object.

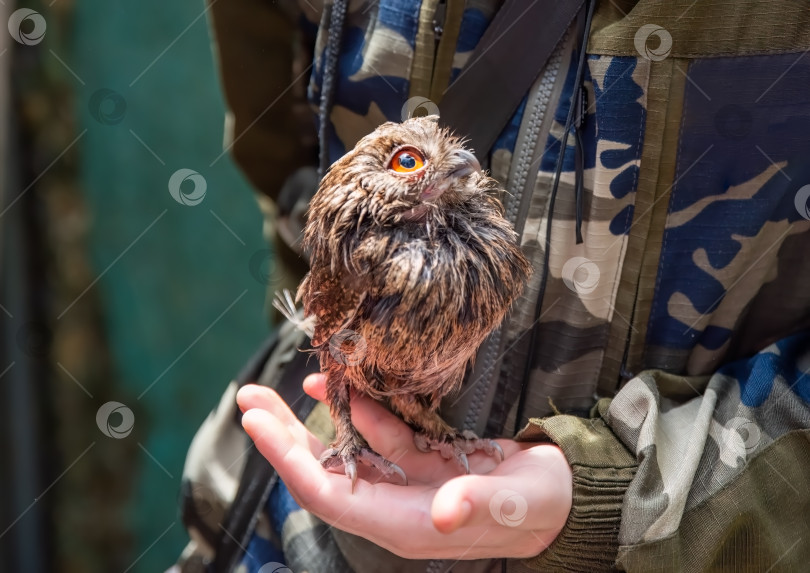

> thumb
[430,444,573,534]
[431,474,532,533]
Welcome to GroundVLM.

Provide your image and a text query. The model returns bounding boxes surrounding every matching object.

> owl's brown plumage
[297,116,531,489]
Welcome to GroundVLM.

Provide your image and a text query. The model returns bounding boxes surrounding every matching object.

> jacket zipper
[506,34,568,230]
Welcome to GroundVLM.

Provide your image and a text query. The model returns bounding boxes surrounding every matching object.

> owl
[278,116,531,490]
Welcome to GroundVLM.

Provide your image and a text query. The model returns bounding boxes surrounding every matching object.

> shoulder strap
[439,0,584,158]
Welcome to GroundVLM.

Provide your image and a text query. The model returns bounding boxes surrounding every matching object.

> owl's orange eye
[389,148,426,173]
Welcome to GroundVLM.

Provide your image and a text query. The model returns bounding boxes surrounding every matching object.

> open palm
[237,374,572,560]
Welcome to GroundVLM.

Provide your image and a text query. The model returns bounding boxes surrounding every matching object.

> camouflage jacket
[176,1,810,572]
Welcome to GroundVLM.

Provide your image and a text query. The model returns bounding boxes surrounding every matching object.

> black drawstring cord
[572,2,594,245]
[514,0,596,435]
[574,127,585,244]
[318,0,348,178]
[574,82,587,244]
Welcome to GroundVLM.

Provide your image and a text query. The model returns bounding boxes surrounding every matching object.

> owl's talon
[457,451,470,474]
[319,441,408,490]
[389,462,408,486]
[413,432,432,453]
[320,448,341,469]
[490,440,505,462]
[414,431,504,472]
[346,461,357,493]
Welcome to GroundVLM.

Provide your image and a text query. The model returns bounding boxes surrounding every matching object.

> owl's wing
[299,271,364,348]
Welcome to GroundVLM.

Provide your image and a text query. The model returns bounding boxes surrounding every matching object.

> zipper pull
[576,82,587,130]
[433,0,447,44]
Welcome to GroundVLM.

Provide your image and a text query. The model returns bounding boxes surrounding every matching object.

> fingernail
[240,409,260,434]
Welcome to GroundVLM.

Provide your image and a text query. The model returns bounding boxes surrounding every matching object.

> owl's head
[311,116,489,227]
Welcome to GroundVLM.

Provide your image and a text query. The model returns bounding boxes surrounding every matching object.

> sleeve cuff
[515,403,638,572]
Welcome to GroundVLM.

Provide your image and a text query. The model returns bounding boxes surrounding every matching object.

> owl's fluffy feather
[297,116,531,487]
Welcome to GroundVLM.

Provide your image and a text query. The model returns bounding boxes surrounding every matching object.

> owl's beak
[418,149,482,204]
[449,149,482,179]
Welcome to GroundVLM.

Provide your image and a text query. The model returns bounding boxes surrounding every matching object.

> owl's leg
[319,369,407,491]
[388,394,504,474]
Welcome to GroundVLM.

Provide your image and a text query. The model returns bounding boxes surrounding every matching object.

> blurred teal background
[68,0,270,569]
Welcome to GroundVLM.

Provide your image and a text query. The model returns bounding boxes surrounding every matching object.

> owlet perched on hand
[277,116,531,491]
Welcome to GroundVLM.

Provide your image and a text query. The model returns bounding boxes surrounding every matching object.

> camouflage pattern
[607,332,810,570]
[176,1,810,571]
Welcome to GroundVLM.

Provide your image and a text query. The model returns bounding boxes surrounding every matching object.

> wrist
[516,415,637,571]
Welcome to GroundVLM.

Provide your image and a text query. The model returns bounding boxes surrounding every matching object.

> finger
[237,385,326,455]
[241,408,342,512]
[431,474,489,534]
[431,445,573,534]
[237,384,305,427]
[242,408,439,548]
[303,373,327,401]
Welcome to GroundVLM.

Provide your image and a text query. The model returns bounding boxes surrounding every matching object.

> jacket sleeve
[208,0,320,307]
[207,0,317,202]
[516,330,810,572]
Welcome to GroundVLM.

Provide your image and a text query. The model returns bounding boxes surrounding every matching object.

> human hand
[236,375,573,560]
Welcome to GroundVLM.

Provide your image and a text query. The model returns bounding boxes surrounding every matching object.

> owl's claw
[459,451,470,474]
[320,443,408,492]
[488,439,505,462]
[413,430,504,472]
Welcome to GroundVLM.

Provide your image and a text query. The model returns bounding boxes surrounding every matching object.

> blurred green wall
[73,0,271,569]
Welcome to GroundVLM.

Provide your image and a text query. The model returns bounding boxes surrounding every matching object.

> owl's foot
[320,439,408,492]
[413,430,504,474]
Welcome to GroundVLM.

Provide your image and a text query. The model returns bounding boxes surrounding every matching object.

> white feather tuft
[273,289,316,338]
